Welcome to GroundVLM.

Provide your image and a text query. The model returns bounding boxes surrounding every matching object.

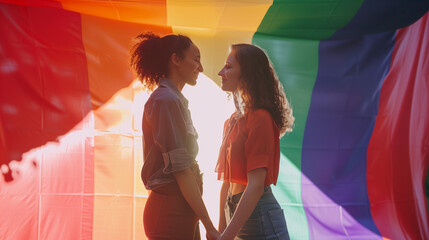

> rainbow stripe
[0,1,428,239]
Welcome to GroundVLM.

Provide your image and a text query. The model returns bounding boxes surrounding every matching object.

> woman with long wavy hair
[215,44,294,239]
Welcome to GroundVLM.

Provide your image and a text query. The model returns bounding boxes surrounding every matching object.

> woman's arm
[149,98,219,239]
[219,168,267,240]
[174,168,220,240]
[218,181,230,232]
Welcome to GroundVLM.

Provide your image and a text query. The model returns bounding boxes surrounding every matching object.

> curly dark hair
[130,32,193,91]
[232,44,294,136]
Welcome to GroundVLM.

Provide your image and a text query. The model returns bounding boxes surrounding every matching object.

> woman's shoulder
[247,109,279,136]
[145,88,182,116]
[248,108,273,122]
[150,87,181,105]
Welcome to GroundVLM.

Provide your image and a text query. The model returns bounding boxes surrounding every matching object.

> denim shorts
[225,186,290,240]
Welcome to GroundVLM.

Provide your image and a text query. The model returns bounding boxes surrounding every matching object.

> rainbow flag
[0,1,428,239]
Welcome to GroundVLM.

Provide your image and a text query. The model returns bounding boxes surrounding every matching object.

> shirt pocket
[185,121,199,157]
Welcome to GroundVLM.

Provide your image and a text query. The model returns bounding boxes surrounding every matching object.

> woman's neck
[167,74,185,91]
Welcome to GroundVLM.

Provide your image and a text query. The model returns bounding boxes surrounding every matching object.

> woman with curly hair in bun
[130,33,219,240]
[216,44,293,239]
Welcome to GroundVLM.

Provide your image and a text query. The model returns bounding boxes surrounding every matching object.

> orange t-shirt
[215,109,280,186]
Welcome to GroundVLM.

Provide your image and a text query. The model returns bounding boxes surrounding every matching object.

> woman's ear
[171,53,182,67]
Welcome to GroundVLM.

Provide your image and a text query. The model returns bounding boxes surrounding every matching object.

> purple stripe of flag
[301,31,395,239]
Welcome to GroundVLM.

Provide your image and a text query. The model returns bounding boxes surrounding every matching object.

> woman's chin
[188,80,197,86]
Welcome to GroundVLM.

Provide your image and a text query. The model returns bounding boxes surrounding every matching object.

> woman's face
[218,50,241,92]
[179,43,203,86]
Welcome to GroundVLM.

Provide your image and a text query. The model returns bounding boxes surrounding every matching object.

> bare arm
[173,168,220,239]
[219,168,267,240]
[218,181,230,232]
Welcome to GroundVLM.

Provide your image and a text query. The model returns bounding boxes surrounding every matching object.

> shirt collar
[159,78,189,107]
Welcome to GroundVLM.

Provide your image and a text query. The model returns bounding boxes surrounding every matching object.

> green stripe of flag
[256,0,364,40]
[253,33,317,240]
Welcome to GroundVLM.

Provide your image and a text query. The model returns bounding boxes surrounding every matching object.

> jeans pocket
[237,218,264,239]
[267,209,290,240]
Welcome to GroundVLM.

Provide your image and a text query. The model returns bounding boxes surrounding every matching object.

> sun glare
[183,73,235,235]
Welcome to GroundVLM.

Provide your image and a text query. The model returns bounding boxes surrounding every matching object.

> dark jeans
[143,181,200,240]
[225,186,290,240]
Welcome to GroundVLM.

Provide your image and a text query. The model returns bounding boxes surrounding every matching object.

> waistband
[151,181,182,195]
[228,186,276,205]
[151,165,203,196]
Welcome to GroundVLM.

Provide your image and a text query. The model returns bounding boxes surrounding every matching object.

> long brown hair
[232,44,294,136]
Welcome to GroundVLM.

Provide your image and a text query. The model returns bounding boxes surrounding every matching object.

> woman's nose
[218,68,225,76]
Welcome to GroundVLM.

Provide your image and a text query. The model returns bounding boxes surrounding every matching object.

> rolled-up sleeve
[148,97,196,174]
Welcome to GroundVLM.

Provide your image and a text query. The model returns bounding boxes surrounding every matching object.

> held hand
[206,229,221,240]
[215,233,233,240]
